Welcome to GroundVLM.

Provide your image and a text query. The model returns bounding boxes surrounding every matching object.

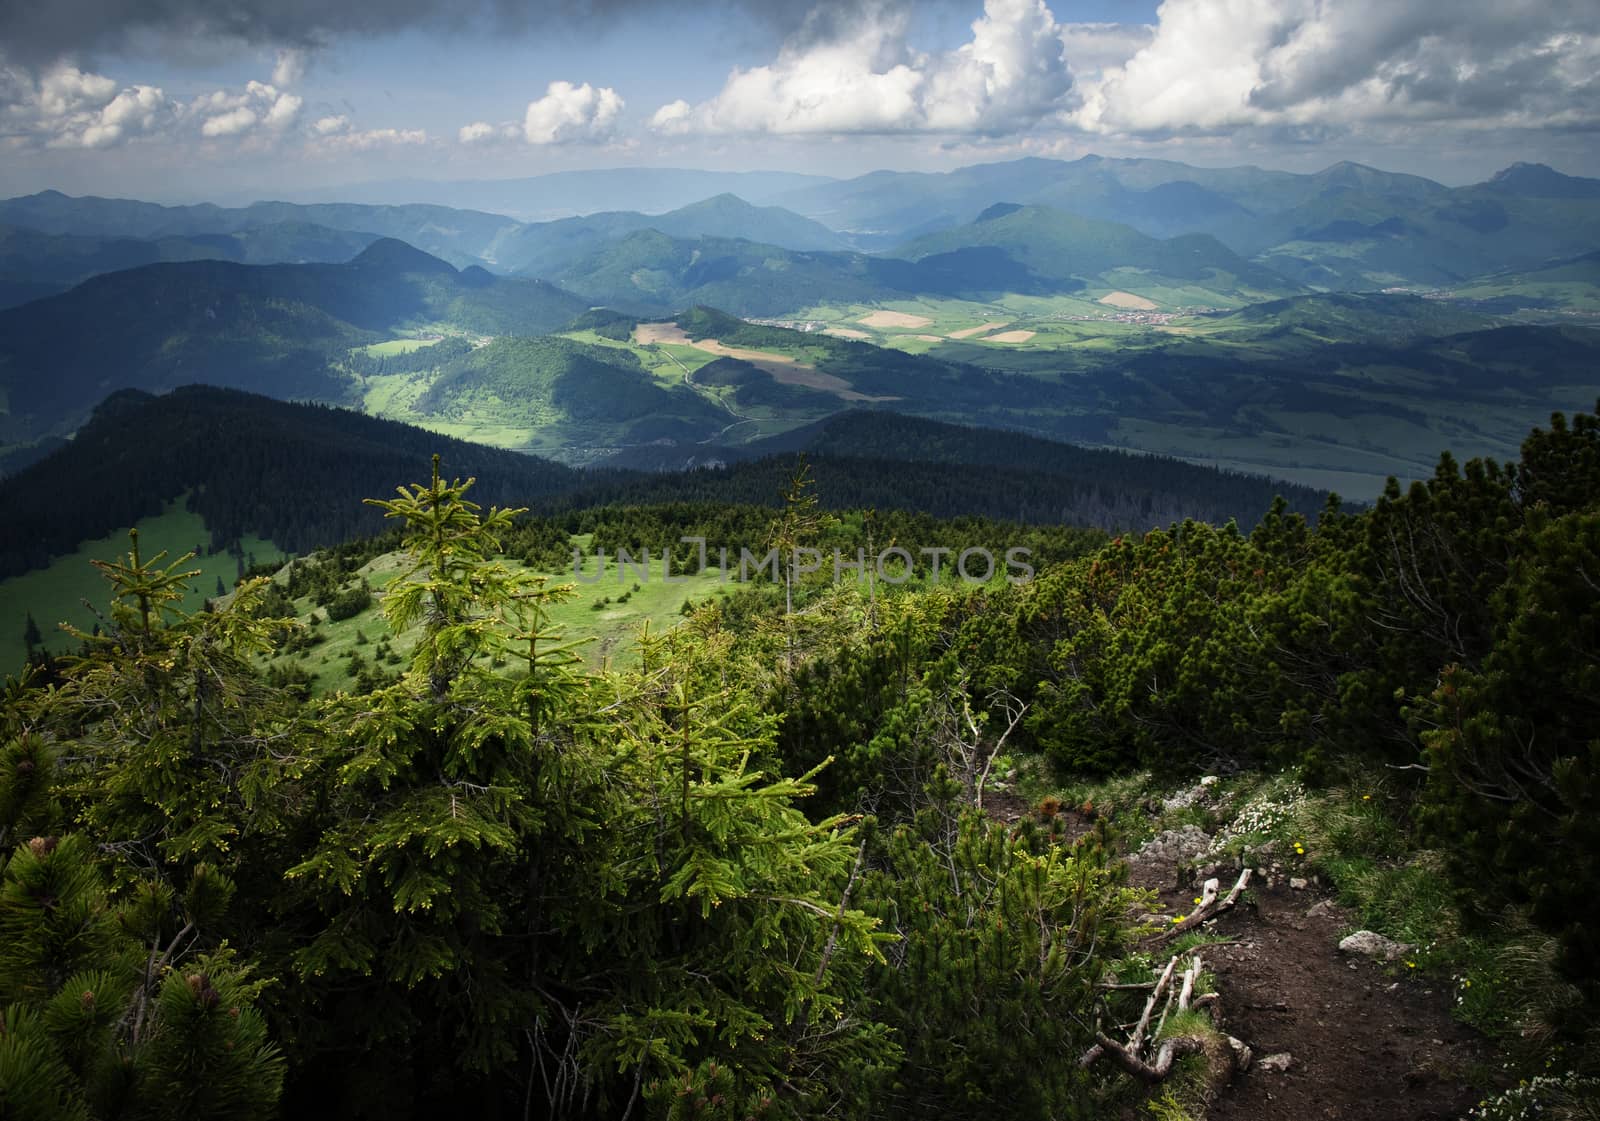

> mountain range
[0,238,588,443]
[767,156,1600,289]
[6,156,1600,304]
[2,152,1598,503]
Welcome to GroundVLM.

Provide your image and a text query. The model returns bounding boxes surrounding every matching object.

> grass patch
[260,546,733,695]
[358,337,444,357]
[0,501,281,673]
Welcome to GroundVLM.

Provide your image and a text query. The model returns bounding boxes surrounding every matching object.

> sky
[1,0,1597,203]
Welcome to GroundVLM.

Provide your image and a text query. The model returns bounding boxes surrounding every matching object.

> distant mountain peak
[683,193,756,211]
[1486,162,1600,198]
[348,237,456,274]
[1493,161,1556,178]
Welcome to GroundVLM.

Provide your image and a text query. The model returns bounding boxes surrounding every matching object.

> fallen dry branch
[1081,950,1233,1091]
[1159,867,1252,942]
[1129,954,1180,1056]
[1089,1032,1209,1082]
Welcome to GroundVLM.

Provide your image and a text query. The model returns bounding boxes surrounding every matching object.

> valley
[4,158,1599,499]
[4,140,1600,1121]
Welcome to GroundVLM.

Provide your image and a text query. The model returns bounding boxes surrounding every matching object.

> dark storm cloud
[0,0,937,65]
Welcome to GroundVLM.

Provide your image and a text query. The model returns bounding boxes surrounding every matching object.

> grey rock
[1338,930,1415,961]
[1131,825,1212,868]
[1257,1052,1293,1074]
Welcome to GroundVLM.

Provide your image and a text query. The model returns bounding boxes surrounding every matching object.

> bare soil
[1130,857,1489,1120]
[1100,291,1160,311]
[948,320,1011,338]
[857,310,933,328]
[984,796,1493,1119]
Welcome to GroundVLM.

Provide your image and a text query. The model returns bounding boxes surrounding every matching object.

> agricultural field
[216,294,1600,500]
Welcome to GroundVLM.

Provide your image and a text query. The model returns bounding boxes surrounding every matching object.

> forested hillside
[3,406,1597,1118]
[0,242,588,443]
[0,386,1327,586]
[0,387,577,578]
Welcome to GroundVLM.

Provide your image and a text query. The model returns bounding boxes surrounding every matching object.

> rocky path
[1126,841,1488,1120]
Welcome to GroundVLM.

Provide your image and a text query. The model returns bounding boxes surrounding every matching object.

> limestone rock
[1338,930,1415,961]
[1131,825,1212,868]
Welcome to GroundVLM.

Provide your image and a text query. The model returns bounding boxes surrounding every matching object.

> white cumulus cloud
[647,0,1599,146]
[522,80,623,144]
[651,0,1072,136]
[191,79,300,138]
[1071,0,1600,135]
[0,63,172,148]
[457,119,522,144]
[77,83,167,147]
[263,92,301,130]
[201,105,257,137]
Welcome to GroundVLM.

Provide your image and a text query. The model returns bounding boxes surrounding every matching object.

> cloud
[271,48,306,87]
[264,92,302,129]
[645,0,1598,144]
[522,80,623,144]
[0,0,944,67]
[1057,21,1153,82]
[0,60,316,149]
[458,119,522,144]
[201,105,257,137]
[192,79,301,138]
[311,114,349,135]
[649,100,692,132]
[313,125,429,151]
[0,63,172,148]
[37,65,117,119]
[651,0,1071,136]
[77,83,168,148]
[1072,0,1600,136]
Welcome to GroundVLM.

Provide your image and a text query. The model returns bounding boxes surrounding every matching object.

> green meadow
[0,502,282,670]
[1,510,750,685]
[260,547,742,694]
[358,336,445,357]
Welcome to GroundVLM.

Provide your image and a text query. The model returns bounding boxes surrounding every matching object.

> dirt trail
[1129,859,1487,1120]
[983,798,1490,1119]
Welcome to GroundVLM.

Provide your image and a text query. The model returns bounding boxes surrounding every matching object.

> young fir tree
[33,529,299,887]
[558,625,893,1120]
[281,458,600,1111]
[0,530,289,1118]
[281,459,893,1118]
